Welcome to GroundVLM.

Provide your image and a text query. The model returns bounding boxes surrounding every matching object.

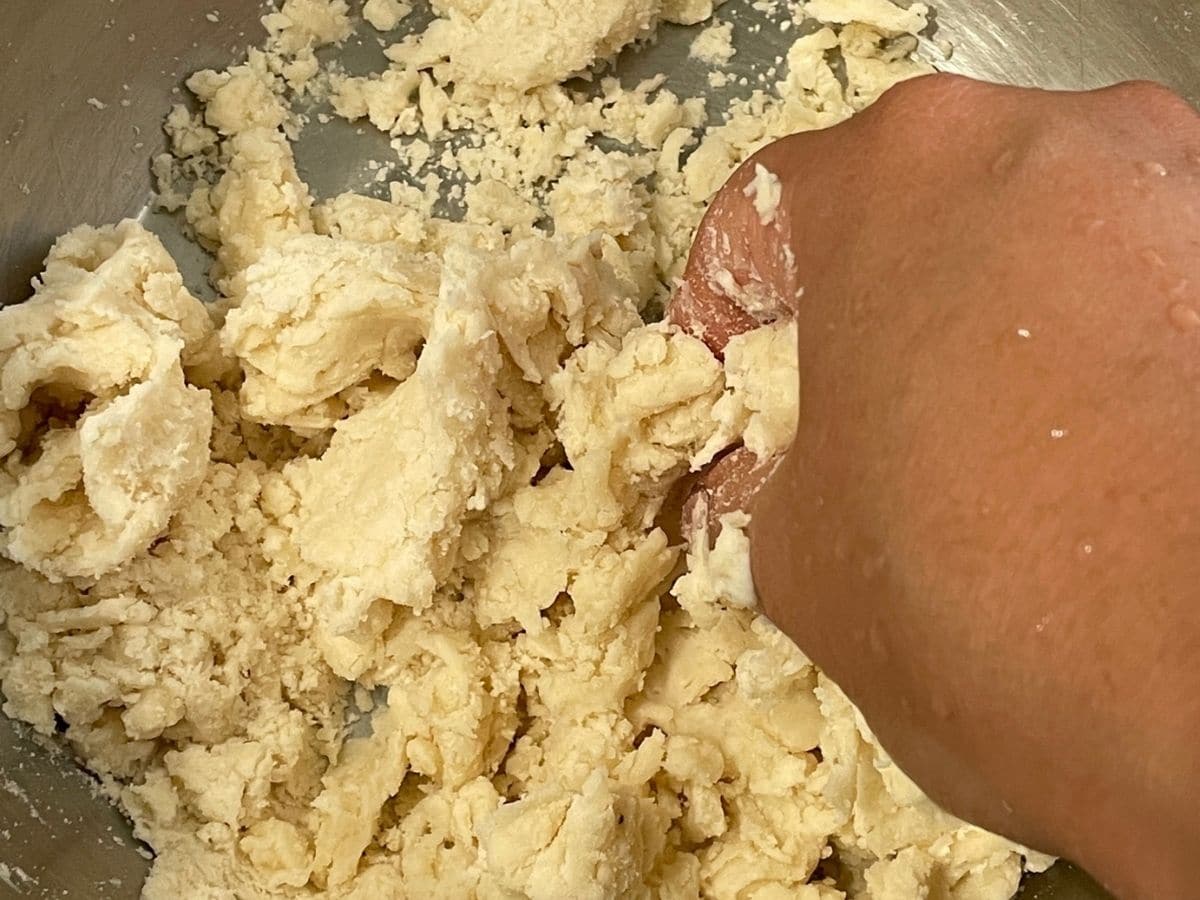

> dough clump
[0,1,1052,898]
[412,0,663,90]
[0,222,215,582]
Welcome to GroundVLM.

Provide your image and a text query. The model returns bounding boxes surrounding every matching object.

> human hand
[670,74,1200,899]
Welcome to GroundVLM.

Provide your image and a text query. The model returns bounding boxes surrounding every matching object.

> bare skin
[669,74,1200,899]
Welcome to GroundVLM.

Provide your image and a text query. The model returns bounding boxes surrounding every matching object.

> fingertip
[702,447,779,518]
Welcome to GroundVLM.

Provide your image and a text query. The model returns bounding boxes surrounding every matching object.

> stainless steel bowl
[0,2,1196,897]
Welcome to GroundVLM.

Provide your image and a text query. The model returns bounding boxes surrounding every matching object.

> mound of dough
[0,222,214,581]
[222,234,439,428]
[293,244,514,630]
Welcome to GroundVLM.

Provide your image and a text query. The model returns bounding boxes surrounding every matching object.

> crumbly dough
[221,234,439,427]
[802,0,929,35]
[0,1,1053,898]
[690,21,737,66]
[292,245,515,630]
[0,223,216,582]
[408,0,664,90]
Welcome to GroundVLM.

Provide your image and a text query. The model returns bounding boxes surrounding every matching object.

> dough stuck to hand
[411,0,664,90]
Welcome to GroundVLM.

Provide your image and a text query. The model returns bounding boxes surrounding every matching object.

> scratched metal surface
[0,1,1196,897]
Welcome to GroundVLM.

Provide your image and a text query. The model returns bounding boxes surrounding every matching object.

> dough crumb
[408,0,664,91]
[690,20,737,66]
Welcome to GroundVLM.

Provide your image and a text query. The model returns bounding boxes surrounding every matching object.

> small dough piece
[261,0,353,54]
[477,233,643,387]
[221,234,438,427]
[724,320,799,458]
[312,700,411,887]
[363,0,413,31]
[689,21,735,66]
[464,179,543,233]
[394,778,505,894]
[293,244,513,631]
[662,0,726,26]
[412,0,664,90]
[186,61,287,137]
[548,150,658,304]
[0,222,213,581]
[516,532,674,723]
[839,19,935,109]
[673,512,757,614]
[239,819,314,890]
[467,472,609,633]
[313,191,430,252]
[551,323,730,507]
[481,769,668,900]
[312,615,519,887]
[803,0,929,36]
[257,0,352,96]
[742,162,783,226]
[802,0,934,110]
[330,68,421,134]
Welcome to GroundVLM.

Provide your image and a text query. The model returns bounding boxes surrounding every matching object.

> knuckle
[861,74,1011,148]
[1096,80,1196,121]
[1104,79,1181,103]
[873,72,985,113]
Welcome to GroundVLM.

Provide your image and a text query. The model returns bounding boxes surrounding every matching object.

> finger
[668,271,760,358]
[668,147,804,356]
[688,447,782,523]
[661,447,782,548]
[657,447,781,546]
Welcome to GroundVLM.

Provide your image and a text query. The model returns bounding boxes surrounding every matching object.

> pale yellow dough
[293,244,514,629]
[407,0,663,90]
[363,0,412,31]
[0,222,215,582]
[0,1,1053,898]
[222,234,439,428]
